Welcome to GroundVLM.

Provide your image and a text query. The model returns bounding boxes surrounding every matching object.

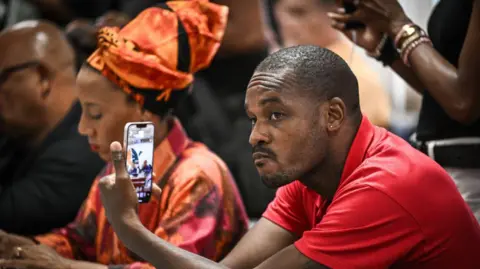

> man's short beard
[260,171,295,189]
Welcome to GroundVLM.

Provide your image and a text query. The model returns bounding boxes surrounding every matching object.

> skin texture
[0,20,77,146]
[87,46,363,269]
[75,67,168,162]
[267,0,391,128]
[245,71,327,189]
[212,0,267,55]
[330,0,480,124]
[272,0,339,49]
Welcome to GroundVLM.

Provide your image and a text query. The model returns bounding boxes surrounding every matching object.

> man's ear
[326,97,346,133]
[38,64,52,99]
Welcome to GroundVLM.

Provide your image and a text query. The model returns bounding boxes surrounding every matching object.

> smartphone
[343,1,365,30]
[124,122,154,203]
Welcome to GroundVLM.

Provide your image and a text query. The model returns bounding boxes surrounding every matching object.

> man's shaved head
[0,20,75,71]
[0,20,77,144]
[245,45,361,192]
[254,45,360,117]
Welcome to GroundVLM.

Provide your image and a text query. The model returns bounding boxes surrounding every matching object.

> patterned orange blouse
[35,119,249,268]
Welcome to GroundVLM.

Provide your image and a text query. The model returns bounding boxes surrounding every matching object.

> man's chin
[260,174,294,189]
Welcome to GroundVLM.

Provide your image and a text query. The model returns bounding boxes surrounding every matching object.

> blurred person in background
[65,0,276,220]
[262,0,391,128]
[0,20,104,235]
[329,0,480,222]
[0,2,248,268]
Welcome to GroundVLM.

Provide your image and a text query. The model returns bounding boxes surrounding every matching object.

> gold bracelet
[394,24,428,51]
[401,37,433,66]
[398,32,422,52]
[394,23,416,47]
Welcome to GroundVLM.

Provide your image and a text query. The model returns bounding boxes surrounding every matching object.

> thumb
[152,183,162,199]
[110,141,129,181]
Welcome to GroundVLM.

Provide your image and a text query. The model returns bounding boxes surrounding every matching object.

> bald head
[253,45,360,117]
[0,20,77,143]
[0,20,75,72]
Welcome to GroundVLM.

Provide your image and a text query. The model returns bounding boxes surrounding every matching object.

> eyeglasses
[0,61,41,86]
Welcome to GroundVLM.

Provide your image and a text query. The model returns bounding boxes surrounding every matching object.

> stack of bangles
[367,23,433,67]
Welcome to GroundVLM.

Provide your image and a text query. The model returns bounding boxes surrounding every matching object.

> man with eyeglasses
[0,20,104,235]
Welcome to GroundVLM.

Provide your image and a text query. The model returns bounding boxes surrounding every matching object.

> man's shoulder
[364,128,447,181]
[354,134,449,194]
[346,131,468,222]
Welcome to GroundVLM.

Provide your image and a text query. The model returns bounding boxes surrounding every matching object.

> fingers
[152,183,162,199]
[110,142,129,181]
[99,174,115,190]
[331,21,347,31]
[328,9,349,32]
[327,10,353,24]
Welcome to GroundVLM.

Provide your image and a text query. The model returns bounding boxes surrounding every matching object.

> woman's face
[76,66,144,162]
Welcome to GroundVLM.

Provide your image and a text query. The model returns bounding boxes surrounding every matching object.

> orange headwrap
[87,0,228,115]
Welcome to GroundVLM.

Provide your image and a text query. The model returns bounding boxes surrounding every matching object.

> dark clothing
[0,102,104,235]
[182,50,276,219]
[417,0,480,141]
[62,0,117,20]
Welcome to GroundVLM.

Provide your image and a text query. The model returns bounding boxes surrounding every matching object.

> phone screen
[125,123,154,203]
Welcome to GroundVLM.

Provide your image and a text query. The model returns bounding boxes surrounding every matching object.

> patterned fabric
[35,119,249,268]
[86,0,228,116]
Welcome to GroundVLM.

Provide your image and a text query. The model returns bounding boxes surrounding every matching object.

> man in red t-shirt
[69,45,480,269]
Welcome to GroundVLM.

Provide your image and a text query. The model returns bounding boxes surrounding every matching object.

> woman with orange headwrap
[0,1,249,269]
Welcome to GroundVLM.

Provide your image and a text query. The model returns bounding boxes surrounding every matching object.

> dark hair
[255,45,360,117]
[65,23,98,73]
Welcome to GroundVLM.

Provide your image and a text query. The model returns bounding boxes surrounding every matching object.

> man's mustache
[252,145,276,159]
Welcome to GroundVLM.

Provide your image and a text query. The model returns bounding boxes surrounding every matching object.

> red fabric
[263,116,480,269]
[36,119,249,268]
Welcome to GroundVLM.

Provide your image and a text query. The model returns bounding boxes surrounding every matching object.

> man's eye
[250,117,257,126]
[270,112,283,121]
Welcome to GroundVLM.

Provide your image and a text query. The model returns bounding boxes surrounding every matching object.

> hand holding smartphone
[124,122,155,203]
[343,0,365,30]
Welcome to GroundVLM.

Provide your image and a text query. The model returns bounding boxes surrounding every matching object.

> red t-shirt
[263,117,480,269]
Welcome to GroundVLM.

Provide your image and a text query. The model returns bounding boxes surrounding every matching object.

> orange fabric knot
[86,0,229,107]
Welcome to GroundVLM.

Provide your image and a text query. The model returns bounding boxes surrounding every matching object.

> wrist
[114,211,143,237]
[389,17,412,38]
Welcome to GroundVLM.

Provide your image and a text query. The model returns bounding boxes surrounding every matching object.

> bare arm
[221,218,297,268]
[403,1,480,124]
[331,0,480,123]
[99,144,327,269]
[389,59,425,95]
[113,217,326,269]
